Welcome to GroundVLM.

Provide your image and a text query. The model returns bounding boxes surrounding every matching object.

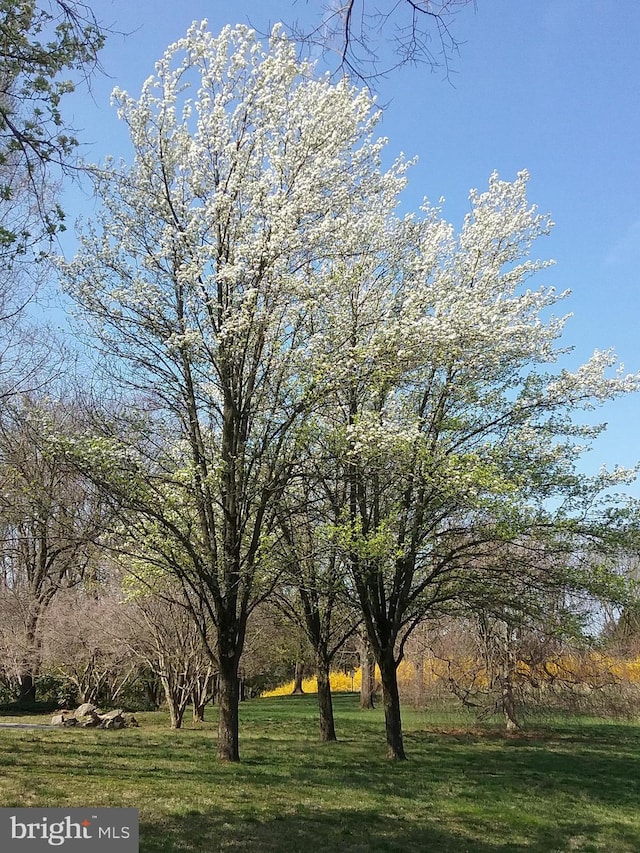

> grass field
[1,693,639,852]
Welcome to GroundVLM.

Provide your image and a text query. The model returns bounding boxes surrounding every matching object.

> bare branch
[284,0,477,85]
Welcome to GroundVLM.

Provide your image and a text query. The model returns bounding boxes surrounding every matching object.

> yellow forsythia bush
[262,669,366,697]
[261,654,640,697]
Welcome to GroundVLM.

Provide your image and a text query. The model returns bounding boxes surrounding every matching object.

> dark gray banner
[0,808,138,851]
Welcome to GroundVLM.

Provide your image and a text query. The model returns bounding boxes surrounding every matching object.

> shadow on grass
[139,807,504,853]
[2,698,640,852]
[139,805,638,853]
[401,726,640,809]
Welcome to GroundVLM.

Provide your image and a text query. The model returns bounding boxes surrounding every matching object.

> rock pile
[51,703,139,729]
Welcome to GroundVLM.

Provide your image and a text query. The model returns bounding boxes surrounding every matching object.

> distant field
[1,694,639,852]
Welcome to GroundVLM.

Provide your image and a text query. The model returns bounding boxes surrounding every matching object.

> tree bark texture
[358,632,376,709]
[292,660,305,694]
[160,677,185,729]
[217,656,240,762]
[316,660,337,742]
[379,651,407,760]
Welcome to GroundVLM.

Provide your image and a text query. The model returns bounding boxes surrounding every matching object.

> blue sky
[56,0,640,494]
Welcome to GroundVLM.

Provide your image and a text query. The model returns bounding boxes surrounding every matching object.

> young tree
[448,536,628,730]
[275,480,360,741]
[61,22,406,761]
[240,601,314,697]
[314,171,639,758]
[123,588,215,730]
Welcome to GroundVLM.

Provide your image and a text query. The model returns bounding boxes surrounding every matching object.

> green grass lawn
[1,693,639,852]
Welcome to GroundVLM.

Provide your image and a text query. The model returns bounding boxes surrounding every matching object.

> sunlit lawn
[1,694,639,851]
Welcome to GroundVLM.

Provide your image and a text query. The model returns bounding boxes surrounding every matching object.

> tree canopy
[0,0,104,257]
[58,20,640,761]
[61,21,411,761]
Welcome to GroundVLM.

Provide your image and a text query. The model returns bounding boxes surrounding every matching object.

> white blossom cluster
[60,21,639,555]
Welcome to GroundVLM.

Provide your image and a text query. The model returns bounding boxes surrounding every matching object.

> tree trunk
[414,656,425,708]
[18,623,40,707]
[217,657,240,762]
[192,677,207,721]
[167,702,183,729]
[358,632,376,709]
[291,659,305,694]
[379,650,407,760]
[494,621,520,732]
[18,672,37,708]
[501,674,520,732]
[160,678,184,729]
[192,668,215,722]
[316,659,337,742]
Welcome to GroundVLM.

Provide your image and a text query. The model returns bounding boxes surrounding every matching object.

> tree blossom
[61,21,409,762]
[60,22,640,763]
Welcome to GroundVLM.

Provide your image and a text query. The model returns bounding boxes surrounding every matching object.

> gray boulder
[76,713,100,728]
[99,708,124,720]
[51,712,77,727]
[51,705,138,729]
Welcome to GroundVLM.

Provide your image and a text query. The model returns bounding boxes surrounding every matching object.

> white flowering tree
[62,20,639,762]
[311,170,639,759]
[61,22,406,761]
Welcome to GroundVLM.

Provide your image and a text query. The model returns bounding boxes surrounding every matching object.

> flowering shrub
[262,669,365,697]
[261,655,640,697]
